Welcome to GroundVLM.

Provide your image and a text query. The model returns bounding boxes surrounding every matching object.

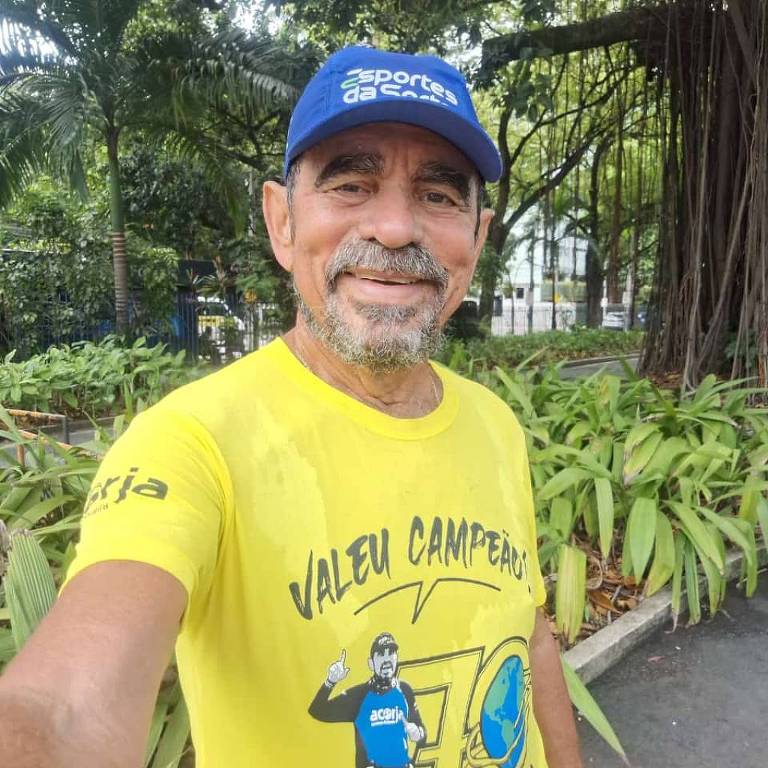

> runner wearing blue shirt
[309,633,426,768]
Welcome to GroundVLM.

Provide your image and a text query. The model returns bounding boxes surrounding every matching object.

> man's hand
[402,716,423,742]
[326,649,350,686]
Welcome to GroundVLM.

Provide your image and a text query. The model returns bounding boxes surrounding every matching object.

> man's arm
[0,560,186,768]
[529,608,583,768]
[308,681,364,723]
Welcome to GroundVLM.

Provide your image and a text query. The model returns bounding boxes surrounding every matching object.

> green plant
[0,337,203,418]
[0,408,190,766]
[438,327,644,373]
[472,360,768,642]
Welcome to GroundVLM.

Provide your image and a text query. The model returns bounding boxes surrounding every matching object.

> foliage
[455,359,768,646]
[439,327,644,371]
[0,336,201,418]
[0,0,298,331]
[0,406,189,767]
[0,185,179,356]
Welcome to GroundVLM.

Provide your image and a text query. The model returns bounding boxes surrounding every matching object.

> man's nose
[357,185,422,250]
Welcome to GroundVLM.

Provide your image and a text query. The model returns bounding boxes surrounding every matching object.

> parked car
[197,299,245,356]
[602,303,627,331]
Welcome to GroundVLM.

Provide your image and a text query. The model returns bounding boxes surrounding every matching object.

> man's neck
[282,320,442,418]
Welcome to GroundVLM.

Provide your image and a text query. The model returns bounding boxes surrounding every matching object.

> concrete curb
[559,354,640,369]
[563,548,768,684]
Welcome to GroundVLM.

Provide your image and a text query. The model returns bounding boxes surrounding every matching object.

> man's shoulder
[396,679,415,697]
[144,341,286,429]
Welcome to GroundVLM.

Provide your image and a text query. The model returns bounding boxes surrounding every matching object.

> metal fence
[1,287,286,363]
[491,304,580,336]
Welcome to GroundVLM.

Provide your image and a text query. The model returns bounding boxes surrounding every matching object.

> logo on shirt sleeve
[84,467,169,516]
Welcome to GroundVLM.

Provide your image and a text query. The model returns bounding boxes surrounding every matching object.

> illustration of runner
[309,632,426,768]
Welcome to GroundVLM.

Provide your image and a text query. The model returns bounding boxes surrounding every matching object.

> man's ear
[368,658,374,673]
[262,180,294,272]
[473,207,494,262]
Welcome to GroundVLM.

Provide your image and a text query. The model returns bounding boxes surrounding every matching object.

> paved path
[559,355,639,380]
[578,574,768,767]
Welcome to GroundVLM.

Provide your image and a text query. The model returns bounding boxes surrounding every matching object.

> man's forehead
[304,122,477,175]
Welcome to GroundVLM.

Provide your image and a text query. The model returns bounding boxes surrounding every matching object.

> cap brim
[286,99,502,183]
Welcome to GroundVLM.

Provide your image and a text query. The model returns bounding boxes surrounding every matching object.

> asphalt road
[578,574,768,767]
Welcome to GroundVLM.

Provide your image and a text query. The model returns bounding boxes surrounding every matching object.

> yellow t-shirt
[66,338,549,768]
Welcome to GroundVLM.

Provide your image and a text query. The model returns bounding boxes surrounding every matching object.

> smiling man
[0,47,582,768]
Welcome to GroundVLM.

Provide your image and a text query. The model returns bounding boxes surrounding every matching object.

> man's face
[265,123,492,371]
[371,646,398,679]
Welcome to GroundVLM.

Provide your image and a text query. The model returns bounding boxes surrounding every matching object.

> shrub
[0,336,203,417]
[439,327,645,372]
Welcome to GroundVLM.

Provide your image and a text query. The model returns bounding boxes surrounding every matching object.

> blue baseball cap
[284,46,502,182]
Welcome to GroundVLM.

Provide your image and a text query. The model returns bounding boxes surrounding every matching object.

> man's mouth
[345,269,426,286]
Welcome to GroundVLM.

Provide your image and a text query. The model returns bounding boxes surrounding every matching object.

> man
[0,47,582,768]
[309,634,426,767]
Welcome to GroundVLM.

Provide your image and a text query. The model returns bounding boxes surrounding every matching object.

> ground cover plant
[439,327,645,371]
[455,358,768,647]
[5,344,768,763]
[0,336,202,418]
[0,410,192,767]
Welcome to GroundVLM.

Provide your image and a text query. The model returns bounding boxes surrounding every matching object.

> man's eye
[335,183,366,194]
[423,191,456,205]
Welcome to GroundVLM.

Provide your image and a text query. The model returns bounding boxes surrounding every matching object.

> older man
[0,47,582,768]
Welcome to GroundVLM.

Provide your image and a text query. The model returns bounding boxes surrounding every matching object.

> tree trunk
[640,0,768,383]
[585,139,610,327]
[107,130,130,336]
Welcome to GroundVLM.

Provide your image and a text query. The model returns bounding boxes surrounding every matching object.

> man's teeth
[357,275,418,284]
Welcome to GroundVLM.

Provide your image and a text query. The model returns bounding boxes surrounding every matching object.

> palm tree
[0,2,296,333]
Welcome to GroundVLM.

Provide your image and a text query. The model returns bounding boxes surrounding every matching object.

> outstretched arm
[529,609,583,768]
[0,561,185,768]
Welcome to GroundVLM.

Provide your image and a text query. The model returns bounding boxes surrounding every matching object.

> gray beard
[294,240,448,374]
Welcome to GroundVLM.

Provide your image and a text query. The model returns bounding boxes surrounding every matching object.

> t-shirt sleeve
[511,417,548,608]
[62,406,231,610]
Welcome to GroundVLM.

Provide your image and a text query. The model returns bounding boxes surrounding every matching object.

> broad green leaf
[145,697,172,768]
[539,468,591,501]
[495,367,534,417]
[549,496,573,541]
[611,441,624,482]
[5,531,57,650]
[671,533,686,628]
[684,538,702,625]
[668,502,724,572]
[646,512,675,596]
[565,422,591,445]
[594,477,614,559]
[623,432,663,486]
[623,422,660,458]
[756,495,768,547]
[699,524,726,615]
[8,494,73,531]
[642,436,690,478]
[555,544,586,646]
[562,659,628,762]
[696,507,756,573]
[627,497,656,580]
[738,488,759,523]
[150,687,190,768]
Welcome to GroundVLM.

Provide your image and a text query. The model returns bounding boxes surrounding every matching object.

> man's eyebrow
[413,161,471,204]
[314,153,384,187]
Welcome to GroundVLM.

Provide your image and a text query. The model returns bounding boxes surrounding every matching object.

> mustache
[324,240,449,292]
